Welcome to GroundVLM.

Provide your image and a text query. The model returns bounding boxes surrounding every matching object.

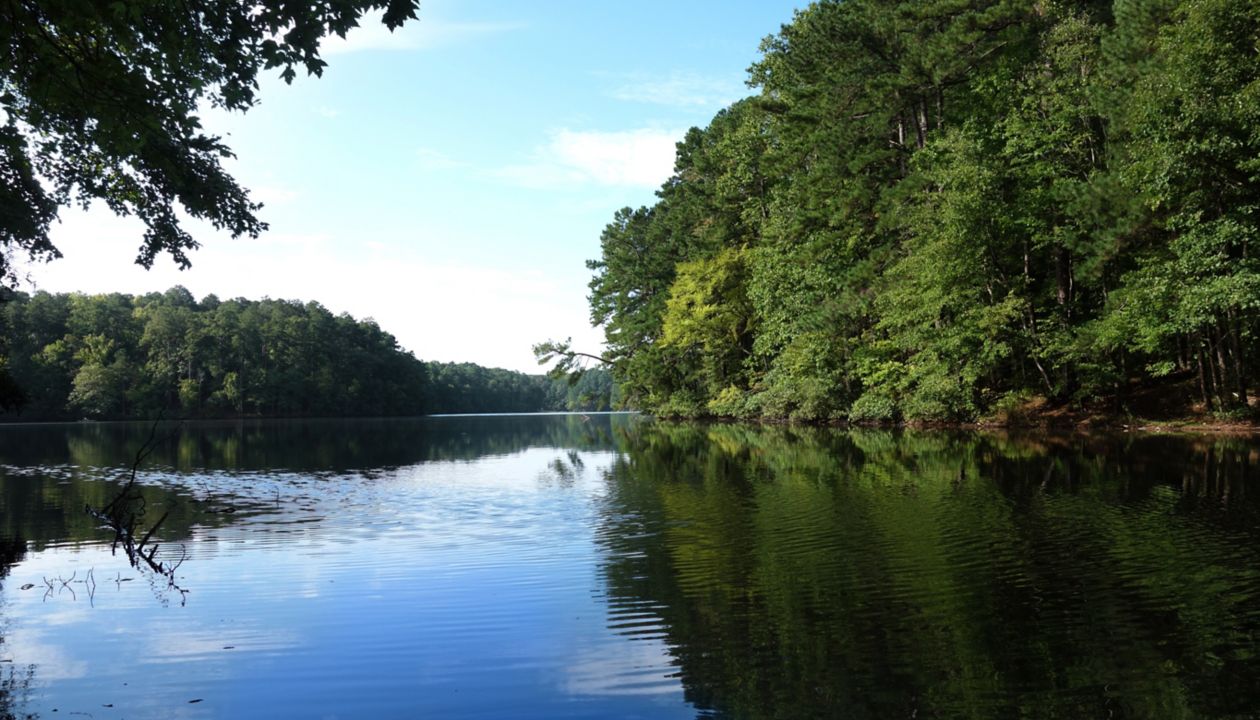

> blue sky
[26,0,804,373]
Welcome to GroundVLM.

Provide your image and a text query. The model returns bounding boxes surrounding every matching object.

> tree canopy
[556,0,1260,422]
[0,0,418,286]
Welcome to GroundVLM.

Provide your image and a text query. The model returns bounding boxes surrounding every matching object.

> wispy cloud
[415,146,468,172]
[321,13,524,55]
[493,128,681,190]
[607,71,746,108]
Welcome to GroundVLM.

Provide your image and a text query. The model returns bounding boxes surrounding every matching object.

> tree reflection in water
[595,424,1260,720]
[0,417,1256,719]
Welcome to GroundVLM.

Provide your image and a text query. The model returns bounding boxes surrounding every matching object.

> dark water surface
[0,416,1258,719]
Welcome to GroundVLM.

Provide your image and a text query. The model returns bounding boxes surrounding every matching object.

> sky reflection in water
[1,416,689,719]
[0,417,1258,719]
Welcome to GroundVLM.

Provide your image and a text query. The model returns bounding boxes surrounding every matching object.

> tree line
[0,287,614,420]
[557,0,1260,422]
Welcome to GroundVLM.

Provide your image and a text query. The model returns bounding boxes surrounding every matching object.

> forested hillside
[571,0,1260,422]
[0,287,614,420]
[425,360,618,415]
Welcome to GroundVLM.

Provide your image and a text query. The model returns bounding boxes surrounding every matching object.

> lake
[0,415,1257,719]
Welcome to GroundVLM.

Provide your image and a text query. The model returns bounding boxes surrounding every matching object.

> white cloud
[4,629,89,681]
[320,13,523,55]
[494,128,681,190]
[144,627,300,663]
[609,71,746,108]
[20,206,605,374]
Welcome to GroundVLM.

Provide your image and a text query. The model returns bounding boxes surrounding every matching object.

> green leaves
[0,1,420,284]
[577,0,1260,422]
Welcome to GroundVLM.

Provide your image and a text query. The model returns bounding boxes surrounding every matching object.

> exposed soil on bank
[972,375,1260,435]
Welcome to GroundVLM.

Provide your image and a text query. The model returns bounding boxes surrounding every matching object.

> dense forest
[563,0,1260,422]
[0,287,615,420]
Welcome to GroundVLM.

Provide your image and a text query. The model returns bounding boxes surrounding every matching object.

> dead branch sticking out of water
[85,418,189,604]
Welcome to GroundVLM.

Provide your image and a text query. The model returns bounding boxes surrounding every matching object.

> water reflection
[0,415,632,547]
[0,417,1256,718]
[0,534,35,719]
[0,414,624,474]
[595,424,1260,719]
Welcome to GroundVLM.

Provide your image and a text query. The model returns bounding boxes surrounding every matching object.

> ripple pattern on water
[1,419,1259,719]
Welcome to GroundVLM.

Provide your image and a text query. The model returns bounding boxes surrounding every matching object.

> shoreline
[2,410,1257,436]
[649,412,1260,436]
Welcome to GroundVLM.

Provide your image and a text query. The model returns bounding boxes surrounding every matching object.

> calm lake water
[0,416,1258,719]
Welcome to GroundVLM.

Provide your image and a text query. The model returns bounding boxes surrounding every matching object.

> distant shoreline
[0,411,640,427]
[3,410,1255,437]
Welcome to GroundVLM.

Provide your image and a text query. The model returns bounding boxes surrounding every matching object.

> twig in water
[85,416,190,604]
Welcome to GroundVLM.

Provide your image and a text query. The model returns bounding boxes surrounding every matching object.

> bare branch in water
[86,415,190,604]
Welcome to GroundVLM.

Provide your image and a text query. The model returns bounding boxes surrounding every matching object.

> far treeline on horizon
[544,0,1260,423]
[1,0,1259,425]
[0,287,617,421]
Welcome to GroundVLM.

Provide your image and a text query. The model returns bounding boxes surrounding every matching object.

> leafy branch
[533,337,611,381]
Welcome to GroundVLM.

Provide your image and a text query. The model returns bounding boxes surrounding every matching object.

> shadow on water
[594,423,1260,720]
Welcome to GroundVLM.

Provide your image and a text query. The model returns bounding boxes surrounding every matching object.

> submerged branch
[85,417,189,604]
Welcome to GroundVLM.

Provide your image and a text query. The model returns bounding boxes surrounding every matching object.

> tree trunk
[1119,350,1129,397]
[1031,355,1054,397]
[894,114,908,175]
[1023,239,1032,286]
[1227,309,1248,406]
[1055,245,1071,318]
[1210,332,1231,410]
[1195,334,1213,412]
[914,100,927,149]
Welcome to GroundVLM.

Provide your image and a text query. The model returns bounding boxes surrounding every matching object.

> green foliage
[2,287,615,420]
[425,361,615,414]
[0,0,419,286]
[705,385,754,419]
[67,358,127,417]
[578,0,1260,422]
[661,246,753,396]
